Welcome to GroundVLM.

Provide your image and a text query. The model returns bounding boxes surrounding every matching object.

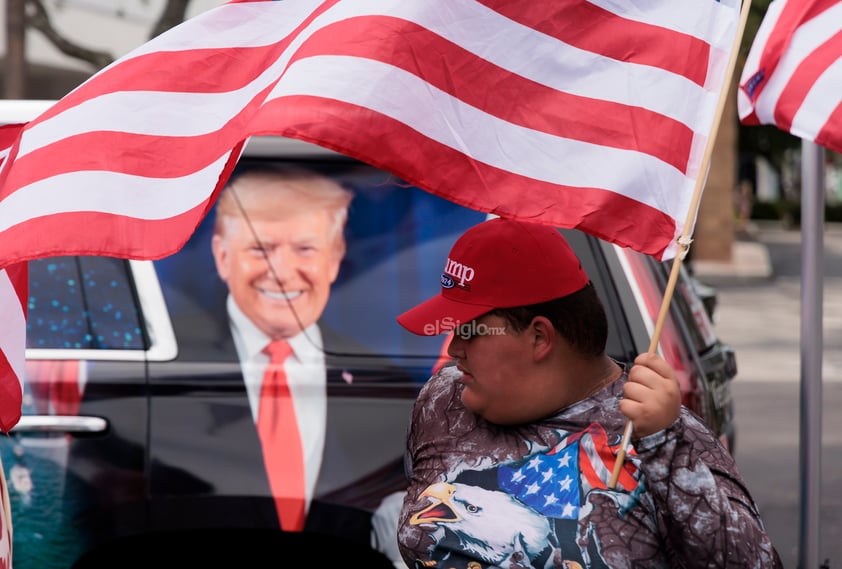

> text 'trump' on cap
[396,217,590,336]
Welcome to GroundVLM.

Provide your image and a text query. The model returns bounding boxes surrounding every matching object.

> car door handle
[9,415,108,434]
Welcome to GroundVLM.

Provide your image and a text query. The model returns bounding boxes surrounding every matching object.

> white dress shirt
[226,295,327,513]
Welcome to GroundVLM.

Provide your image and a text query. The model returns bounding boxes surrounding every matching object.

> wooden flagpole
[0,455,11,565]
[608,0,753,489]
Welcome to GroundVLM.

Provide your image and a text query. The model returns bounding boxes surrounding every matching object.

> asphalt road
[696,223,842,569]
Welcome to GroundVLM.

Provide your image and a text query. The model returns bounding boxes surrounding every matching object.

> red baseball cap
[397,217,590,336]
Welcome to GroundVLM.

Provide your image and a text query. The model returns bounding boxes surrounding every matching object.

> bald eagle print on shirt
[408,424,641,569]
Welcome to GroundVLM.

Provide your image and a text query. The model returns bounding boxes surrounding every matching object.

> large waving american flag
[0,0,740,430]
[738,0,842,154]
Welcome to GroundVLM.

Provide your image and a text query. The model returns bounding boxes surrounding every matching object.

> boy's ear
[530,316,555,361]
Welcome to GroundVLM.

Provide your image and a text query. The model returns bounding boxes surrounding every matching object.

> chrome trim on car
[244,135,342,157]
[25,260,177,362]
[10,415,108,434]
[132,259,178,361]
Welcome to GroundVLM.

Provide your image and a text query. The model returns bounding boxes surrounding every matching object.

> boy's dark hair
[491,282,607,357]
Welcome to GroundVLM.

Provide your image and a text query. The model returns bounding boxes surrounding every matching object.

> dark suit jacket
[145,295,411,545]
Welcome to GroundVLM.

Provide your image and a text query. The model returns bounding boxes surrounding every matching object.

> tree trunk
[694,72,739,263]
[5,0,27,98]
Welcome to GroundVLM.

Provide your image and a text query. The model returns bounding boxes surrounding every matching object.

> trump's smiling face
[213,207,343,340]
[211,168,351,341]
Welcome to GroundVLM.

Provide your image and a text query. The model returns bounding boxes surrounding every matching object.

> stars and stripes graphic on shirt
[738,0,842,154]
[0,0,740,430]
[498,424,640,520]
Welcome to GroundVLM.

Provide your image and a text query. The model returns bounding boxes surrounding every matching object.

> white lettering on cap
[445,258,475,286]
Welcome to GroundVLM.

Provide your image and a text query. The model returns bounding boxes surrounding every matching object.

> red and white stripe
[738,0,842,154]
[0,0,739,265]
[0,124,27,432]
[0,263,25,433]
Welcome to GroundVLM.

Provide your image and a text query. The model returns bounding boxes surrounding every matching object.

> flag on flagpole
[738,0,842,154]
[0,124,27,431]
[0,263,26,432]
[0,0,740,264]
[0,0,741,430]
[0,263,28,433]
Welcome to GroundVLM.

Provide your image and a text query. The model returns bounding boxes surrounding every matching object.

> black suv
[3,134,736,569]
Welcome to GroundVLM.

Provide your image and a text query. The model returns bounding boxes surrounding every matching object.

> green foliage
[826,205,842,223]
[749,201,782,221]
[751,201,842,227]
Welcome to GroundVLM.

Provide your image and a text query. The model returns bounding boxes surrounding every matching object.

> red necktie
[258,340,306,532]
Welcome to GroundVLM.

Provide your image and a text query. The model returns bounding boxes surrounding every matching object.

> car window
[154,159,486,375]
[672,266,719,351]
[558,229,640,363]
[26,256,146,351]
[615,247,706,406]
[643,258,719,354]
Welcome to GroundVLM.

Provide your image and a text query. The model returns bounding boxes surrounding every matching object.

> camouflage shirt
[397,364,783,569]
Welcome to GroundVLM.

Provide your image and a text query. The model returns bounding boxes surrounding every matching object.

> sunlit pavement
[694,222,842,569]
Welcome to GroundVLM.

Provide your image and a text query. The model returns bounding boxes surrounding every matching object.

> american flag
[738,0,842,154]
[0,264,25,433]
[0,124,27,432]
[498,424,639,519]
[0,0,741,430]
